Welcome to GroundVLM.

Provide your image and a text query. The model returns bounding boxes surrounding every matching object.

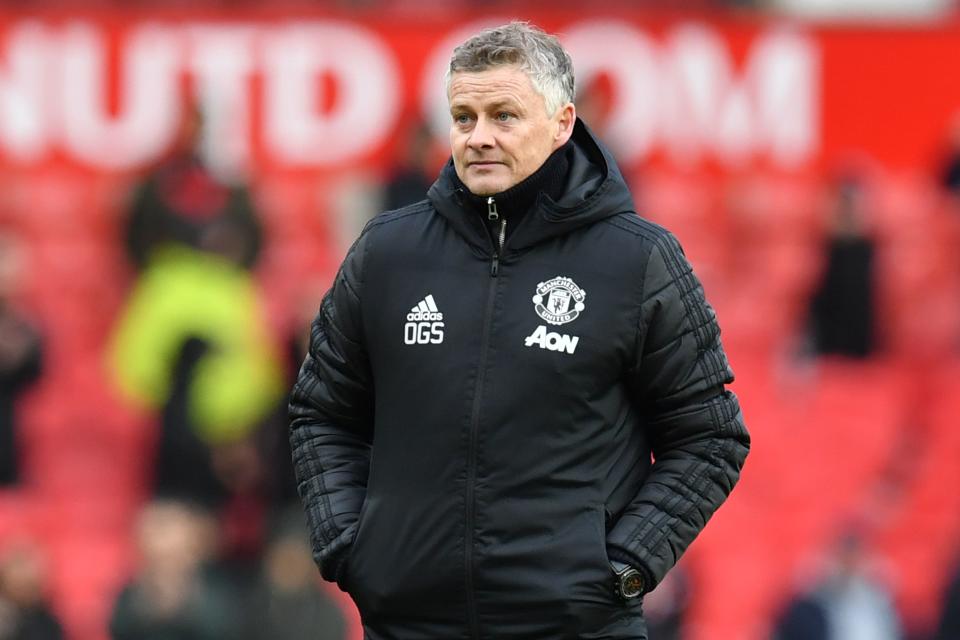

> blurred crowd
[0,100,348,639]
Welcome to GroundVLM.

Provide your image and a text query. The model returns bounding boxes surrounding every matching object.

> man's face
[448,65,574,196]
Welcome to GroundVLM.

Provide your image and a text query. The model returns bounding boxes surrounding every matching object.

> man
[290,22,750,639]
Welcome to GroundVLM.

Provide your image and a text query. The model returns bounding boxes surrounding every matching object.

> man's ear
[553,103,576,149]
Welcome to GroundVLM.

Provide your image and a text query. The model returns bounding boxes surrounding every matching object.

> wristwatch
[611,560,645,601]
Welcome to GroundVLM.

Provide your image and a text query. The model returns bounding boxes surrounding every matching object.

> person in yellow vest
[110,241,283,505]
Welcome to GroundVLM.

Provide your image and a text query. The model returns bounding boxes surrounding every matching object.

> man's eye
[496,112,513,122]
[454,114,472,125]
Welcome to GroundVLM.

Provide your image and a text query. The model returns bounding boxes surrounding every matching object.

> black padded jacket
[289,120,750,640]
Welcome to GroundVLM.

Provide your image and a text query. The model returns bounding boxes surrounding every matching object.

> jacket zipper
[487,196,506,276]
[465,196,503,638]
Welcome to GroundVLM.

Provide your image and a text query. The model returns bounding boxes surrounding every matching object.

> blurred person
[773,532,902,640]
[382,120,439,211]
[772,587,830,640]
[0,234,42,488]
[805,174,877,358]
[0,542,63,640]
[818,533,901,640]
[111,96,281,513]
[290,21,749,640]
[109,500,238,640]
[123,101,262,272]
[240,509,347,640]
[108,241,285,507]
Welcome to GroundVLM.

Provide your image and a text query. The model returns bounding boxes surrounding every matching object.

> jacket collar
[449,142,571,227]
[427,118,636,255]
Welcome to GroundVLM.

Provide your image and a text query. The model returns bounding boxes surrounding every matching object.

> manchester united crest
[532,276,586,326]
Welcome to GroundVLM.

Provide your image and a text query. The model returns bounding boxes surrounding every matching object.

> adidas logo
[404,294,445,345]
[406,294,444,322]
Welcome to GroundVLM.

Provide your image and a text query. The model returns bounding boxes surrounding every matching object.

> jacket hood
[427,118,636,254]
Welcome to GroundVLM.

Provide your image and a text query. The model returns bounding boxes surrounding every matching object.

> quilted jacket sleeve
[606,228,750,591]
[289,231,373,586]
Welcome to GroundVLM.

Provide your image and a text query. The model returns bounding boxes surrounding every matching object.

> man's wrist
[610,559,645,600]
[607,547,654,599]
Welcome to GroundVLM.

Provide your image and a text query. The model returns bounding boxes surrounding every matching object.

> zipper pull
[488,196,504,276]
[487,196,498,221]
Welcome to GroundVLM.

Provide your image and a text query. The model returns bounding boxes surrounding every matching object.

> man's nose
[467,116,495,150]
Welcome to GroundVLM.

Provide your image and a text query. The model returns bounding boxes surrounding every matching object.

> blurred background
[0,1,959,639]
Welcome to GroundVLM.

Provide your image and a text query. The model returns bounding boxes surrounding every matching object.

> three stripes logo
[404,294,445,345]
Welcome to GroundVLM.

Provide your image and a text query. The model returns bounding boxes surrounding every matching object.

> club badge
[532,276,586,326]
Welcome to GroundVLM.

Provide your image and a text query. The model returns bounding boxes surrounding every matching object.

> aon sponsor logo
[524,325,579,354]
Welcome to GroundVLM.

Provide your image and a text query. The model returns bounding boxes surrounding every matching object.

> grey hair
[446,21,575,116]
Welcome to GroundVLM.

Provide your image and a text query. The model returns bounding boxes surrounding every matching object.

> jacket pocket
[340,493,463,622]
[341,496,373,595]
[598,505,614,564]
[566,505,633,634]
